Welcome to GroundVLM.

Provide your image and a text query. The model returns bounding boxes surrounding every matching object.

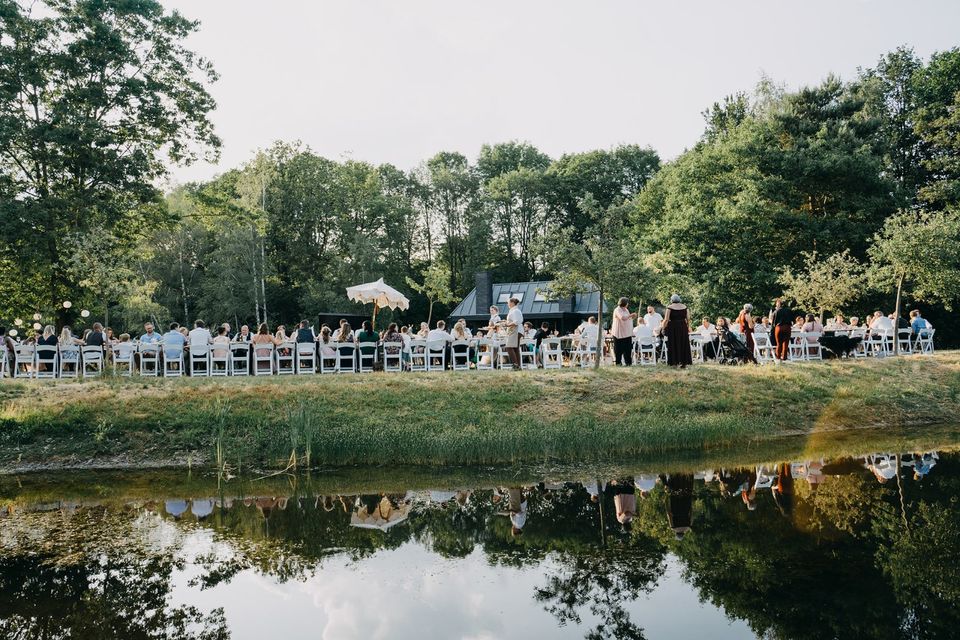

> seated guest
[104,327,117,345]
[892,312,910,332]
[296,319,317,343]
[426,320,453,344]
[451,319,471,341]
[533,322,552,348]
[643,306,663,336]
[382,323,403,348]
[825,313,847,330]
[801,314,823,342]
[178,326,189,340]
[792,316,805,332]
[233,325,251,343]
[522,321,536,339]
[212,326,231,358]
[910,309,933,336]
[318,326,336,357]
[221,323,232,339]
[870,311,894,333]
[697,317,717,340]
[273,324,288,343]
[85,322,107,348]
[578,316,600,346]
[336,322,354,344]
[355,321,379,357]
[0,327,15,370]
[633,317,653,340]
[162,322,187,361]
[849,316,861,329]
[189,320,212,346]
[139,322,162,344]
[755,316,771,334]
[58,327,83,371]
[252,323,280,370]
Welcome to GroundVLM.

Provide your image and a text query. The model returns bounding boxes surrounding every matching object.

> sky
[161,0,960,186]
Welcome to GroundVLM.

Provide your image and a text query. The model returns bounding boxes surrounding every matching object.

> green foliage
[778,249,867,320]
[0,0,219,321]
[868,209,960,310]
[406,262,460,327]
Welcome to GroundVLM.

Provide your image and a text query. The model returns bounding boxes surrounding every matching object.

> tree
[868,209,960,353]
[542,195,653,368]
[777,250,867,322]
[405,262,459,328]
[0,0,220,323]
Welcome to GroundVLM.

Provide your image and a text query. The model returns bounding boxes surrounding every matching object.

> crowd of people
[0,293,939,378]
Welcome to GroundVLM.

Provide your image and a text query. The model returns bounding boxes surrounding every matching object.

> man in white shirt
[579,316,599,346]
[633,317,653,340]
[697,317,717,339]
[426,320,453,344]
[643,306,663,336]
[503,297,524,370]
[870,311,894,333]
[188,320,212,346]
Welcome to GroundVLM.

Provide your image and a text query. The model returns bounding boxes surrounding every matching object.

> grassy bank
[1,352,959,470]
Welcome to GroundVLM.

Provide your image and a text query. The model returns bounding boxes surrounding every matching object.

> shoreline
[1,352,958,471]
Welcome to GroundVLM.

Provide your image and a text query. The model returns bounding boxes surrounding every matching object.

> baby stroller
[716,329,755,365]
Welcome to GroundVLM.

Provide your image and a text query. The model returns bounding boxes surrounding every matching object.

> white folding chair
[162,346,184,377]
[382,341,403,372]
[210,345,230,376]
[450,340,471,371]
[112,343,136,376]
[497,338,512,369]
[426,340,447,371]
[753,333,775,364]
[81,345,104,377]
[636,337,657,366]
[897,328,913,355]
[335,342,356,373]
[849,329,867,358]
[319,342,338,374]
[475,338,497,371]
[295,342,316,374]
[574,338,596,368]
[541,338,563,369]
[689,334,704,363]
[914,328,935,354]
[408,339,428,372]
[253,344,274,375]
[357,342,378,373]
[865,331,889,357]
[34,345,58,379]
[189,344,212,377]
[138,343,161,376]
[230,343,251,376]
[519,338,537,370]
[275,341,296,375]
[57,344,80,378]
[14,344,36,378]
[788,332,806,361]
[0,343,7,378]
[803,332,822,361]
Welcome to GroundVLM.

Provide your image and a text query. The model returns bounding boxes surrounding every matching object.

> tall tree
[777,250,867,322]
[0,0,220,323]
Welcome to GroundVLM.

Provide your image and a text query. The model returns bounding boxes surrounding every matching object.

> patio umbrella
[349,497,411,532]
[346,278,410,328]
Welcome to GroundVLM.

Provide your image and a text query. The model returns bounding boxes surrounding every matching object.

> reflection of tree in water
[0,510,228,640]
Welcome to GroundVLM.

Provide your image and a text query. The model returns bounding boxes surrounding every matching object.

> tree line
[1,1,959,337]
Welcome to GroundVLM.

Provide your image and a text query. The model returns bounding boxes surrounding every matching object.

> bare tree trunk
[178,239,189,326]
[426,299,434,328]
[893,274,904,356]
[594,290,603,370]
[260,236,268,326]
[251,225,260,326]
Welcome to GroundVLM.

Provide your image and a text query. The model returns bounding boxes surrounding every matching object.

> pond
[1,446,958,640]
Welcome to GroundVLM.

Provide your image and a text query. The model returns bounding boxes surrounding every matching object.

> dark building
[448,272,607,334]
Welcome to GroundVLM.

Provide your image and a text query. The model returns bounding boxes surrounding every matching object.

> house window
[534,291,547,303]
[497,292,511,304]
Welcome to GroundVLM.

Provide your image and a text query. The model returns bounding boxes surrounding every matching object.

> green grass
[1,352,959,470]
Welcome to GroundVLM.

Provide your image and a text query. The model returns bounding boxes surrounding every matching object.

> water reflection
[1,449,958,640]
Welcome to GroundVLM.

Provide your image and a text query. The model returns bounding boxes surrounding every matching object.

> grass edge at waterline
[1,352,959,470]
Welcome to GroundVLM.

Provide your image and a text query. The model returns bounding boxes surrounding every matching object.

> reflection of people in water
[771,463,794,517]
[719,468,757,510]
[191,498,214,520]
[583,480,605,503]
[607,478,637,532]
[913,451,939,480]
[865,454,899,484]
[661,474,694,539]
[507,487,528,537]
[165,499,188,520]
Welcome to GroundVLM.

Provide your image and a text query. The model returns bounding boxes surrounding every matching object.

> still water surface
[1,449,957,640]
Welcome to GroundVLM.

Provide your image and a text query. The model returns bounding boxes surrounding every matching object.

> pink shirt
[611,306,634,339]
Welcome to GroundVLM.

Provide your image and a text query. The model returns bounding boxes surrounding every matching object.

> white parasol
[346,278,410,328]
[349,497,411,532]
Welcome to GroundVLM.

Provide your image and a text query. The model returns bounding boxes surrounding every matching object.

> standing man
[503,297,523,370]
[643,306,663,336]
[769,298,794,362]
[611,297,636,366]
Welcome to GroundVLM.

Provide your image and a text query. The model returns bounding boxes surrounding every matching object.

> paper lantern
[13,318,22,326]
[62,301,72,309]
[80,309,90,318]
[33,322,41,330]
[8,329,17,337]
[32,313,42,321]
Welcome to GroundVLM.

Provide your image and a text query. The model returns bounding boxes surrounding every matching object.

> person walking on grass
[769,298,794,362]
[661,294,692,368]
[502,297,523,370]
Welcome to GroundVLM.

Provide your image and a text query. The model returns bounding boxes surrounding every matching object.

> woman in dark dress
[662,294,692,367]
[736,304,755,353]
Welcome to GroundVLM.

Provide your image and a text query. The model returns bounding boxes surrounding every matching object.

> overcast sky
[162,0,960,186]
